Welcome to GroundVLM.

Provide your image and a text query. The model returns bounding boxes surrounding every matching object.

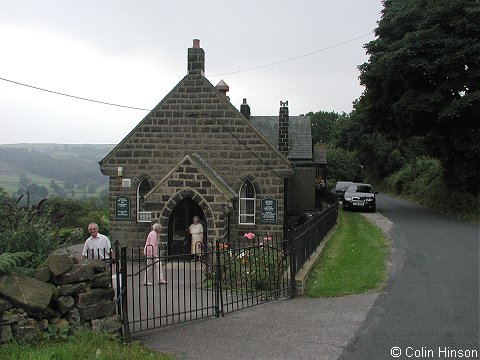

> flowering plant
[262,235,273,242]
[243,232,255,240]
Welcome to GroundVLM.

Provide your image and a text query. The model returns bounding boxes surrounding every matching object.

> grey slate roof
[249,116,313,160]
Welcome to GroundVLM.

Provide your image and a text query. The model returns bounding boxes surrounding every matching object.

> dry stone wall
[0,254,121,344]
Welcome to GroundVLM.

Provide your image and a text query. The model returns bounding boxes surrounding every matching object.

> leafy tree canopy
[324,145,363,190]
[356,0,480,192]
[308,111,348,145]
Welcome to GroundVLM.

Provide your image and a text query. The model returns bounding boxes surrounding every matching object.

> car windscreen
[355,185,373,193]
[336,182,352,190]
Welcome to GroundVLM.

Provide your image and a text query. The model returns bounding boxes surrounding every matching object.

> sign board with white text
[261,198,277,223]
[115,196,130,220]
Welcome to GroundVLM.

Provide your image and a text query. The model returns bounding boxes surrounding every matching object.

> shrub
[218,243,288,295]
[46,197,109,238]
[383,157,479,222]
[0,197,71,269]
[325,145,362,188]
[384,156,442,196]
[0,252,34,276]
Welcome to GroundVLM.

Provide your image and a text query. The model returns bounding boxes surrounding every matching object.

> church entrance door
[168,197,205,256]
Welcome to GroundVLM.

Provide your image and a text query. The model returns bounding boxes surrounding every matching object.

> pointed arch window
[137,178,152,222]
[239,180,255,224]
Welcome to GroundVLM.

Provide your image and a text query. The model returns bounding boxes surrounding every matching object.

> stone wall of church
[101,73,292,248]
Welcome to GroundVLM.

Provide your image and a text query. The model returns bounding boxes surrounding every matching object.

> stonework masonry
[100,69,293,248]
[0,255,121,344]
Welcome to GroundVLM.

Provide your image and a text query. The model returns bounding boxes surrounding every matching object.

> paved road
[87,193,478,359]
[340,194,479,359]
[136,294,378,360]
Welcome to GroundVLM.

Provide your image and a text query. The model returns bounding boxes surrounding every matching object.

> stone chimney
[278,100,289,156]
[215,80,229,100]
[240,98,250,119]
[188,39,205,75]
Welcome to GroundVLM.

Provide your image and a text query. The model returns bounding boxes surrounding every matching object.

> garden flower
[243,232,255,239]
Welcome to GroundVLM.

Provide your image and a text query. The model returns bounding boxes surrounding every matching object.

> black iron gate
[115,233,294,340]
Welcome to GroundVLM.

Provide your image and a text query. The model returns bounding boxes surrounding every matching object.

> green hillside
[0,144,115,200]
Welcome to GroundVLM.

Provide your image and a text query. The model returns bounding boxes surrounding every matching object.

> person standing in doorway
[188,216,204,258]
[144,223,167,285]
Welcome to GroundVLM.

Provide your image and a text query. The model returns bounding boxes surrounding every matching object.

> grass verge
[304,209,388,297]
[0,329,175,360]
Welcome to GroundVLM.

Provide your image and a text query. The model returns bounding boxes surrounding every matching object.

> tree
[63,182,76,198]
[356,0,480,193]
[25,183,49,204]
[87,183,98,194]
[0,186,12,211]
[0,196,69,270]
[18,174,31,189]
[308,111,346,145]
[46,197,109,238]
[325,146,363,189]
[76,183,87,192]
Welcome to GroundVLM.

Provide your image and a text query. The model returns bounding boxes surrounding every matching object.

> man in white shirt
[80,222,112,260]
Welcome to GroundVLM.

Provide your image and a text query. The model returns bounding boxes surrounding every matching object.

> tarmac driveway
[134,210,392,360]
[135,293,379,360]
[70,211,389,360]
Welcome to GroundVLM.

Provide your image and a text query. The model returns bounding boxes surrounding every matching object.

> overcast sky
[0,0,383,145]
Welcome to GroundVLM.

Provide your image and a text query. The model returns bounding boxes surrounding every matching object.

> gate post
[120,246,130,342]
[114,240,121,315]
[288,232,297,298]
[214,240,222,317]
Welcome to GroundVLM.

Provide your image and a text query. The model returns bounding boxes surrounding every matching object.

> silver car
[343,183,378,212]
[333,181,353,200]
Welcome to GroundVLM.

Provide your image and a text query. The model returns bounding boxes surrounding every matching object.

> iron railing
[116,233,293,340]
[96,191,339,340]
[289,190,339,272]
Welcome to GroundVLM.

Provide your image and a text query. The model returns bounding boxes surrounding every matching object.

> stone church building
[99,40,326,252]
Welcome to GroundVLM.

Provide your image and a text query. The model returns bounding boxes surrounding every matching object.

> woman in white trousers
[144,223,167,285]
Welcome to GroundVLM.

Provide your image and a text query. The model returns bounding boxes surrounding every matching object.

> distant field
[0,143,112,197]
[0,173,106,197]
[0,173,60,194]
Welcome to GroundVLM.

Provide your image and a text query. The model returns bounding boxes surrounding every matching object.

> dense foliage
[0,188,109,274]
[0,195,70,271]
[307,1,479,220]
[46,197,109,239]
[309,111,363,188]
[324,146,362,190]
[354,0,480,193]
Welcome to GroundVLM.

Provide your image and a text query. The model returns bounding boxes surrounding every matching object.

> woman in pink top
[144,223,167,285]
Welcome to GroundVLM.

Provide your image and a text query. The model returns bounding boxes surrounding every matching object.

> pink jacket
[144,230,158,257]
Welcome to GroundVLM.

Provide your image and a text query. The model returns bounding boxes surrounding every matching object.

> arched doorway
[168,197,206,256]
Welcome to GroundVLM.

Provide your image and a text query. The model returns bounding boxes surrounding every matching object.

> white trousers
[144,257,165,284]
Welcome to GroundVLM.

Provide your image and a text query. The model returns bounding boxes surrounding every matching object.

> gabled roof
[144,154,237,202]
[249,116,313,160]
[190,153,237,200]
[99,74,294,176]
